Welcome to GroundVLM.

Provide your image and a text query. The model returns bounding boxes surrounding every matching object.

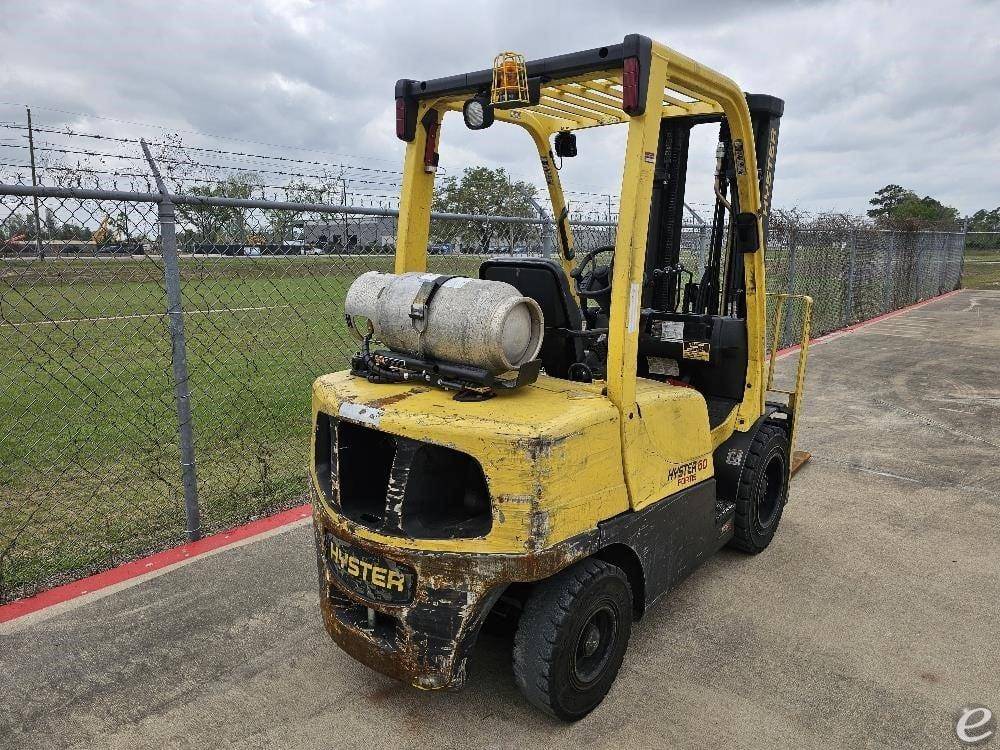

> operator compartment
[638,312,748,428]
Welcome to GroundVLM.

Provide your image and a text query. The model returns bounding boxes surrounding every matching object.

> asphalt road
[3,289,998,750]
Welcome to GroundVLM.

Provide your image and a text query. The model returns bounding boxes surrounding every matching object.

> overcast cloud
[1,0,998,213]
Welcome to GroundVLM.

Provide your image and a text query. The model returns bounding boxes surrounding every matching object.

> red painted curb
[0,288,964,625]
[0,504,312,625]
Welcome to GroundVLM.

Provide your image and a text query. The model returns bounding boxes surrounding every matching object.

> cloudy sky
[1,0,998,214]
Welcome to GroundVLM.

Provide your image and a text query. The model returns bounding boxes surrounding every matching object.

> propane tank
[344,271,544,375]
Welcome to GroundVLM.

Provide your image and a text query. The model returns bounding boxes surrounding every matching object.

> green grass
[962,249,1000,290]
[0,253,488,601]
[962,233,1000,289]
[965,248,1000,258]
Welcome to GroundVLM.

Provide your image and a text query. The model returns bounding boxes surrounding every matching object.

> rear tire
[512,559,632,721]
[730,422,790,553]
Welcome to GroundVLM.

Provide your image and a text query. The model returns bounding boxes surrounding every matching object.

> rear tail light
[622,56,640,114]
[396,97,416,141]
[395,98,406,138]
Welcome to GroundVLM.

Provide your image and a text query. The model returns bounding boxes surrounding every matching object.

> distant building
[301,218,396,252]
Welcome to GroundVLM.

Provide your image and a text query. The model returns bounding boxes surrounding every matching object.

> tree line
[867,184,998,233]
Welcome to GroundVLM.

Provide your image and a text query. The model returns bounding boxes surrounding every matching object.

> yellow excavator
[91,215,114,246]
[309,35,812,720]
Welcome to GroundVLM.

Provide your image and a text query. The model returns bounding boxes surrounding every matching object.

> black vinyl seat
[479,257,583,379]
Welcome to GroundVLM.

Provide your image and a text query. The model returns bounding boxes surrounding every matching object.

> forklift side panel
[598,478,724,611]
[624,378,715,511]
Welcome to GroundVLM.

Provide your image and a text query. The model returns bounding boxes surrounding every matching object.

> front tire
[730,422,790,553]
[512,559,632,721]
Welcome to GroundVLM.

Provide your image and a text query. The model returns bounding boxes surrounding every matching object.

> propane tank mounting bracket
[408,275,456,331]
[350,346,542,401]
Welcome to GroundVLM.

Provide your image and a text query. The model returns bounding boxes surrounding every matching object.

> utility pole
[26,107,44,259]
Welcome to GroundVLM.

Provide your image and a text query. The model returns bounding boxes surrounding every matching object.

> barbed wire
[0,101,403,165]
[0,120,971,233]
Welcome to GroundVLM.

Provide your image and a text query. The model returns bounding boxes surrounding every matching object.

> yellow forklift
[310,35,812,720]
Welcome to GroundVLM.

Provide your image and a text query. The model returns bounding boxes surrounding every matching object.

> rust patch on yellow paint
[366,387,429,408]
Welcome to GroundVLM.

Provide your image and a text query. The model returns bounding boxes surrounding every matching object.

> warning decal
[651,319,684,343]
[682,341,711,361]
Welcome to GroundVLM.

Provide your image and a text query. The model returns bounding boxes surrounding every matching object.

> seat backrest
[479,257,583,378]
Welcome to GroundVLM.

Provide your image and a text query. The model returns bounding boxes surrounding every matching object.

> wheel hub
[572,604,618,686]
[582,624,601,657]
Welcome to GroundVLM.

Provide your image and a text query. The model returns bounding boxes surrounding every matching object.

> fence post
[781,227,798,347]
[844,229,857,326]
[913,232,924,303]
[699,221,710,275]
[519,186,552,257]
[958,219,969,290]
[26,107,45,260]
[937,232,947,295]
[884,230,895,313]
[141,140,201,542]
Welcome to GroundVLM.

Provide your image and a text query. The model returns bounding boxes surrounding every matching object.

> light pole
[26,107,44,260]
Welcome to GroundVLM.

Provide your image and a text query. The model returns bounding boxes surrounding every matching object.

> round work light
[463,97,494,130]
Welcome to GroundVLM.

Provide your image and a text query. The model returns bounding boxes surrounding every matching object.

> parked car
[280,240,319,255]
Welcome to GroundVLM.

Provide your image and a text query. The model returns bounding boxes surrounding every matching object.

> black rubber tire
[730,422,790,554]
[512,559,632,721]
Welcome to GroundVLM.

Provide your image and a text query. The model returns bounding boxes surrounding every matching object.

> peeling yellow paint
[312,370,717,554]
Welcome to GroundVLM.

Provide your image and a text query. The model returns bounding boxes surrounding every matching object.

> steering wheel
[570,245,615,299]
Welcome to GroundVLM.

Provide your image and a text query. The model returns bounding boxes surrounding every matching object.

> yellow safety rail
[766,293,813,475]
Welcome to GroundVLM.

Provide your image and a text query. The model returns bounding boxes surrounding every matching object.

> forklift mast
[642,117,691,311]
[642,96,784,319]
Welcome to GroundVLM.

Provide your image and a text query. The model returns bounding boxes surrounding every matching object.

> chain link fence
[764,218,966,347]
[0,180,965,602]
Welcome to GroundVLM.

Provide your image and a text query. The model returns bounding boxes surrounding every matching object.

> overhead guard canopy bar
[397,39,745,136]
[394,35,749,136]
[396,34,651,111]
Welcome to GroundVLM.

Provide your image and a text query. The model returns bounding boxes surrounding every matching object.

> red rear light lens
[622,56,639,114]
[395,98,408,139]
